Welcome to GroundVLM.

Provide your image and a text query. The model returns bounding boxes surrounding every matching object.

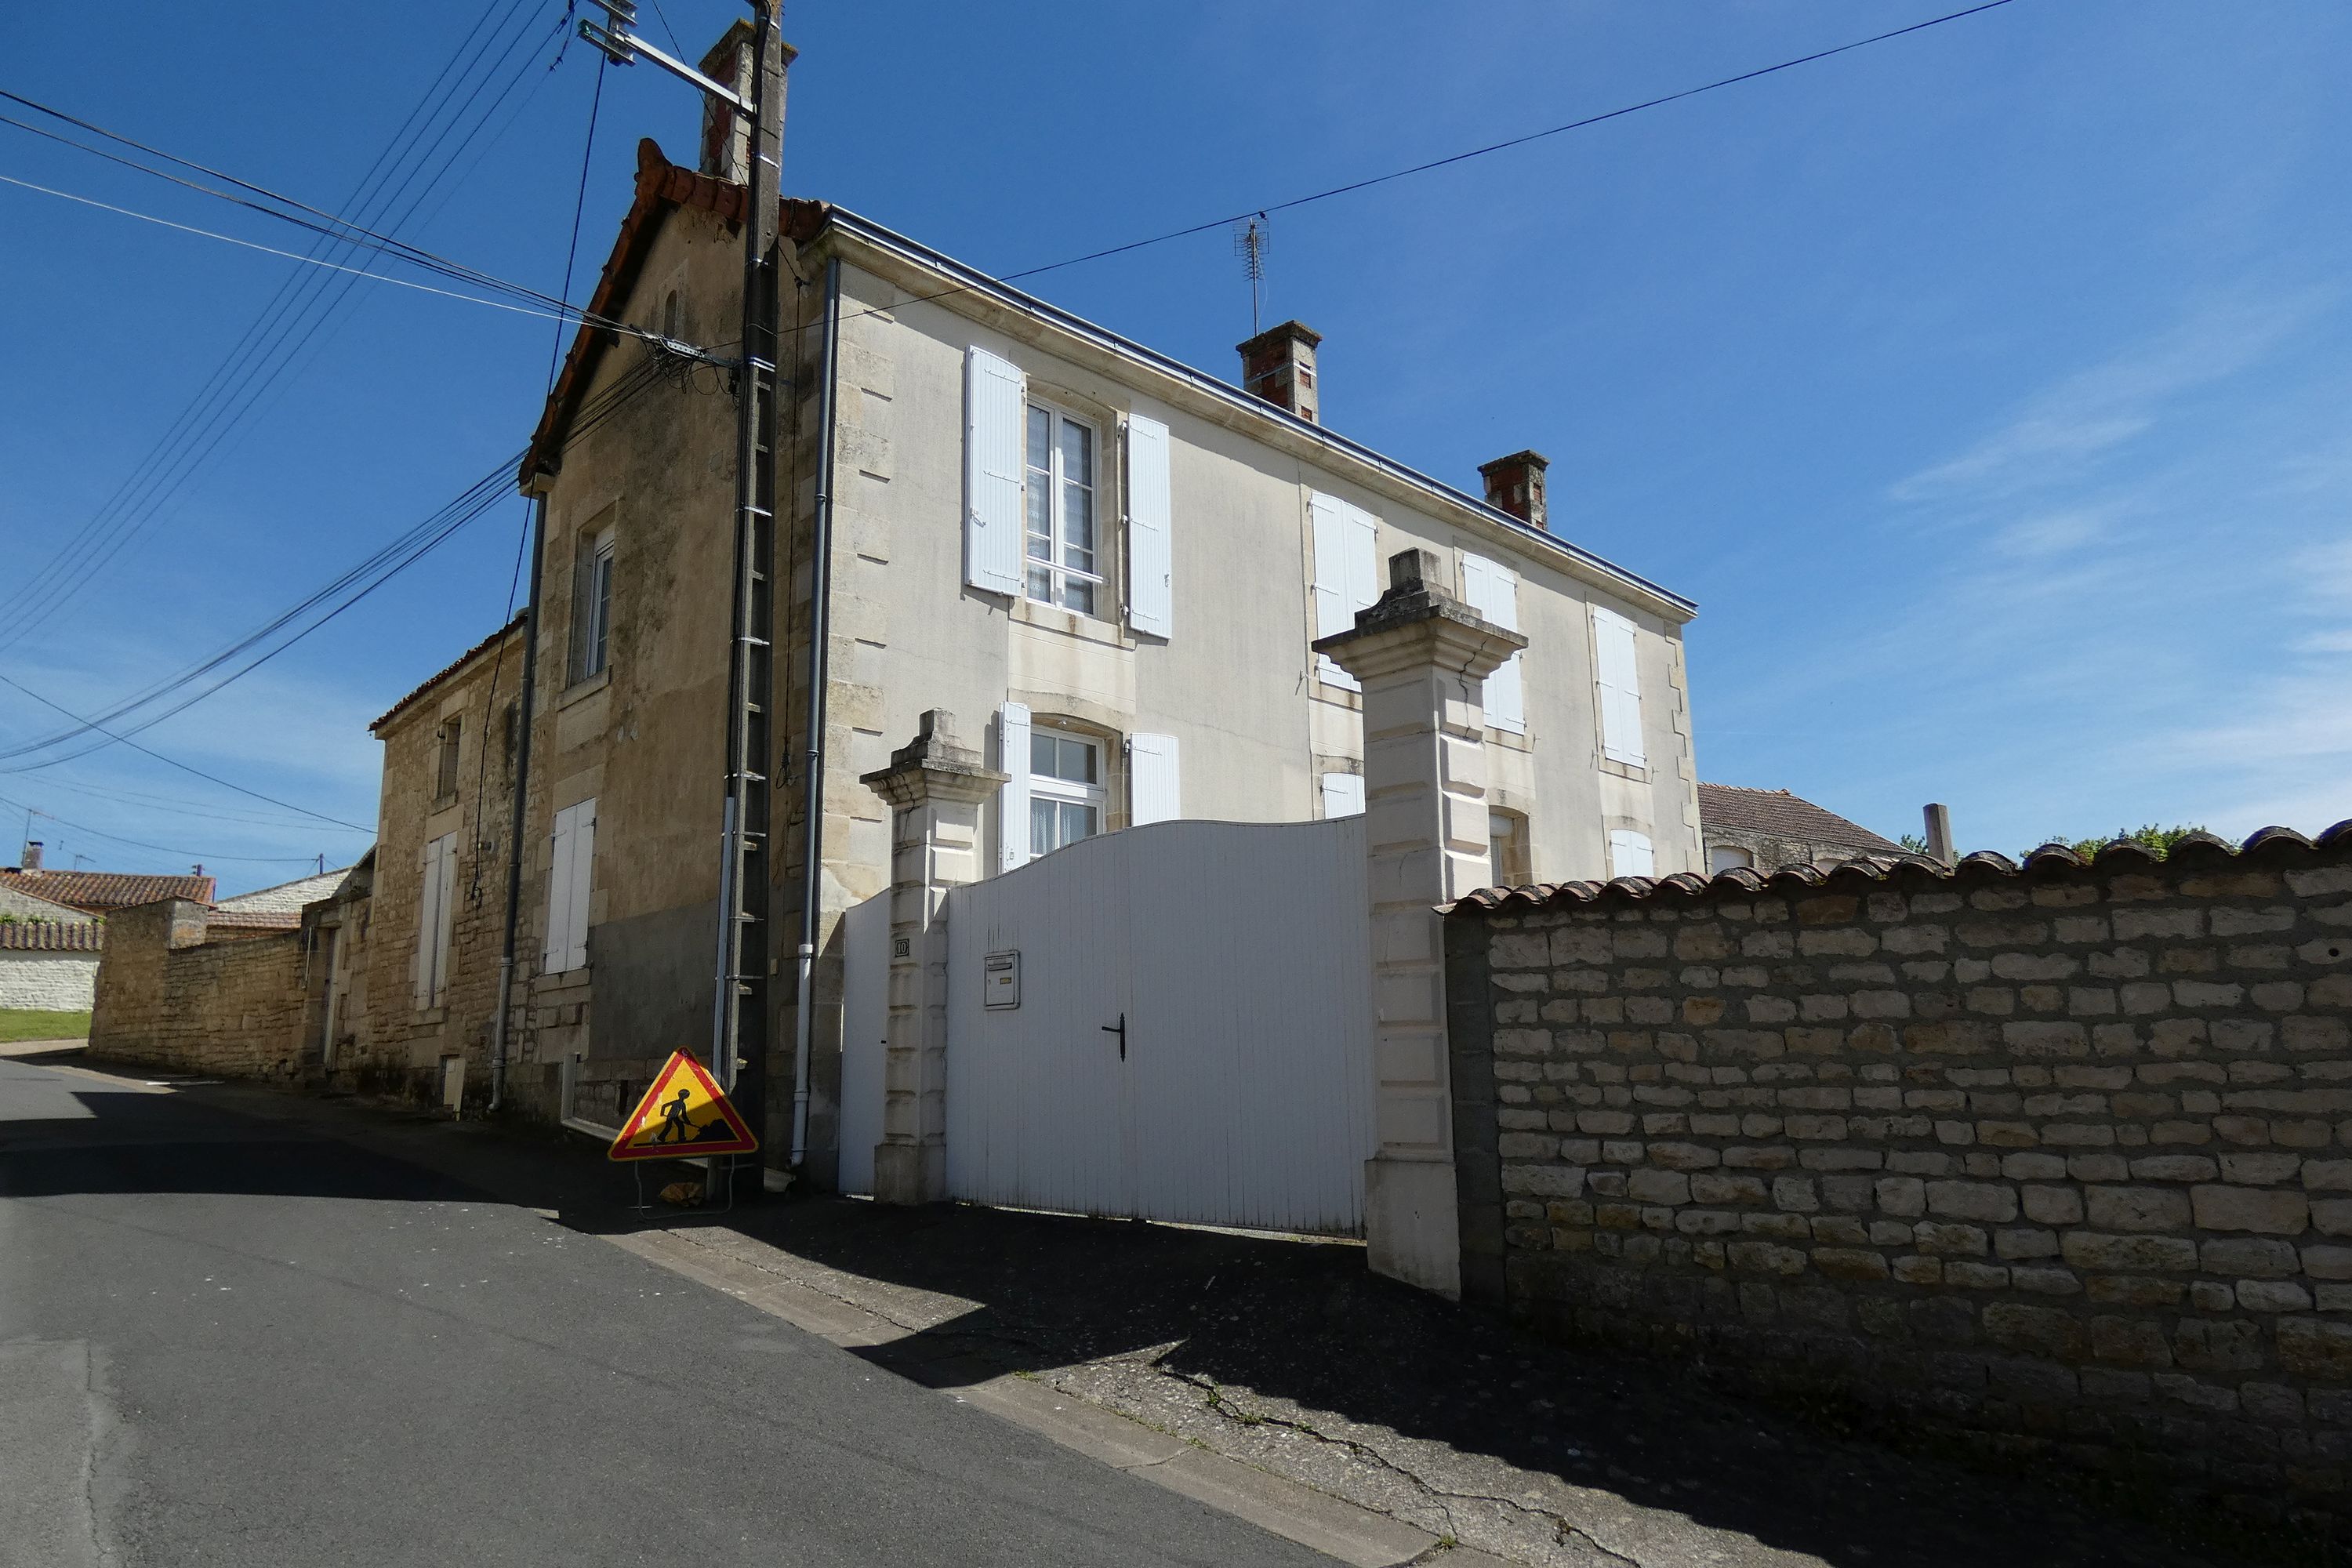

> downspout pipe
[491,488,549,1111]
[790,254,842,1167]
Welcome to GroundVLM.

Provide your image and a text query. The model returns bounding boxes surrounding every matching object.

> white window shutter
[1310,493,1377,691]
[1320,771,1365,818]
[1592,605,1646,768]
[1609,829,1655,879]
[543,810,575,972]
[413,840,440,1006]
[997,701,1032,871]
[964,347,1026,596]
[1461,554,1526,735]
[435,836,457,1003]
[1128,733,1180,826]
[565,804,596,971]
[1125,413,1173,638]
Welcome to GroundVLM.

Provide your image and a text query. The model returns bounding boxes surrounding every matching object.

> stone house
[0,917,102,1012]
[1698,782,1905,876]
[196,25,1711,1178]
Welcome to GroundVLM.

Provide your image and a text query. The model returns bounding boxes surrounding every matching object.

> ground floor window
[1708,843,1755,875]
[1029,730,1103,857]
[1489,809,1531,886]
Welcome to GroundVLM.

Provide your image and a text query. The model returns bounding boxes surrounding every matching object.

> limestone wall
[0,951,98,1011]
[89,900,309,1079]
[1445,826,2352,1516]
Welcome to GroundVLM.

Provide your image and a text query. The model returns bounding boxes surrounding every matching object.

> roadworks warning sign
[608,1051,759,1161]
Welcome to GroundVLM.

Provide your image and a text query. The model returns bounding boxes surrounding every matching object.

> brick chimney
[1236,320,1322,424]
[698,21,797,183]
[1477,450,1549,532]
[19,839,41,870]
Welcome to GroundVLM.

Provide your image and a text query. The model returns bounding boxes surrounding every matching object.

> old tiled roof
[370,613,528,735]
[203,906,302,933]
[0,920,102,952]
[1446,822,2352,915]
[1697,782,1901,854]
[213,868,354,914]
[0,869,215,913]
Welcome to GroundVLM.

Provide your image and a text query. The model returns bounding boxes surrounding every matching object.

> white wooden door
[945,818,1373,1234]
[835,890,891,1196]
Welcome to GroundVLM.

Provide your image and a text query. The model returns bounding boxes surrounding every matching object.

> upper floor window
[1489,809,1531,886]
[572,525,615,683]
[1024,405,1098,615]
[1029,730,1103,857]
[434,717,462,801]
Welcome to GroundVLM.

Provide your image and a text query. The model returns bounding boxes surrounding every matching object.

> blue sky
[2,0,2347,893]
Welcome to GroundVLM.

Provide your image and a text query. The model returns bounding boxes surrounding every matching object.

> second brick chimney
[1477,449,1550,532]
[698,21,797,183]
[1236,320,1322,424]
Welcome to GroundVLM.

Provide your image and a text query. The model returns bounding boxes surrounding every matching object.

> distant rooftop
[1697,783,1901,855]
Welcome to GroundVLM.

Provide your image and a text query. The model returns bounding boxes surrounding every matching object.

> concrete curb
[608,1229,1505,1568]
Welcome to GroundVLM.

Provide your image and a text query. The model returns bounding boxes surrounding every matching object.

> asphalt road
[0,1054,1338,1567]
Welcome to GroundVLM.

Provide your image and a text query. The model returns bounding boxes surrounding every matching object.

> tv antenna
[1232,214,1269,336]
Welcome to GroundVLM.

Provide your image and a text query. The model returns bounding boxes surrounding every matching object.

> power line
[786,0,2027,343]
[0,791,326,866]
[0,0,564,654]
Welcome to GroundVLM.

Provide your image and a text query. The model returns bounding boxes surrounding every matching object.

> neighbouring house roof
[1448,822,2352,914]
[0,920,102,953]
[214,868,355,915]
[371,613,528,735]
[202,906,303,935]
[1697,783,1902,855]
[0,869,216,913]
[520,140,1695,623]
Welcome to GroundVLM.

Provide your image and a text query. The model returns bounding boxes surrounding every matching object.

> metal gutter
[789,254,843,1169]
[811,207,1697,621]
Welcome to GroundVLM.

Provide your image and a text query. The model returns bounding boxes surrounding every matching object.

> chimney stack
[1922,803,1955,867]
[1478,450,1550,532]
[1236,320,1322,424]
[698,22,797,183]
[20,840,41,870]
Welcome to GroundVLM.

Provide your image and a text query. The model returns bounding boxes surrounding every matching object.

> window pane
[1031,733,1058,777]
[1026,406,1051,474]
[1058,419,1091,487]
[1062,481,1093,572]
[1061,577,1095,617]
[1030,798,1055,855]
[1065,736,1095,783]
[1062,801,1097,843]
[1026,564,1052,601]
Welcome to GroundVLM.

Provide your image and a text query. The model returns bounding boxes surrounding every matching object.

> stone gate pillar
[1315,550,1525,1298]
[859,711,1005,1204]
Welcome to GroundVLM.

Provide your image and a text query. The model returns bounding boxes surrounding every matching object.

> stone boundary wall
[1444,825,2352,1520]
[90,899,310,1080]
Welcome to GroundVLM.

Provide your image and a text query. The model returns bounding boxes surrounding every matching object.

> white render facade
[815,223,1703,899]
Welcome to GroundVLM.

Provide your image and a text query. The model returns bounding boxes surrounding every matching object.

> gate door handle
[1100,1013,1126,1061]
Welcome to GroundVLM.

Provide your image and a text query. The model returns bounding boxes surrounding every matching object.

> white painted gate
[944,818,1374,1234]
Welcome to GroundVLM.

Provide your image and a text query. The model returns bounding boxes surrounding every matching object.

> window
[434,718,461,801]
[1489,810,1531,886]
[1460,554,1526,734]
[573,526,615,683]
[1320,772,1365,818]
[1608,829,1655,879]
[1709,844,1755,876]
[1308,492,1379,691]
[1592,605,1646,767]
[1028,731,1104,858]
[543,798,596,973]
[662,288,681,339]
[1024,405,1099,615]
[414,832,457,1007]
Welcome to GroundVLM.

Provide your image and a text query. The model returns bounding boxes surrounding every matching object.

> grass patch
[0,1008,91,1044]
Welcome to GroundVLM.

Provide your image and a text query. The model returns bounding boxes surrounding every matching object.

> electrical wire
[0,791,325,866]
[0,0,564,654]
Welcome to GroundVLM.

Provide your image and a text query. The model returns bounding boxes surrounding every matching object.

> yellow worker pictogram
[608,1051,759,1161]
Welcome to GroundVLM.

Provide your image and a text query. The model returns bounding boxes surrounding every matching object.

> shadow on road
[2,1054,2311,1568]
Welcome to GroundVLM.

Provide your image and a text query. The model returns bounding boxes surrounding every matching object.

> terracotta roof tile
[371,614,527,735]
[202,906,303,932]
[1697,782,1902,854]
[0,869,215,913]
[0,920,102,952]
[1446,821,2352,916]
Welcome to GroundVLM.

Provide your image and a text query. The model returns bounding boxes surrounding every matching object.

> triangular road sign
[608,1051,759,1161]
